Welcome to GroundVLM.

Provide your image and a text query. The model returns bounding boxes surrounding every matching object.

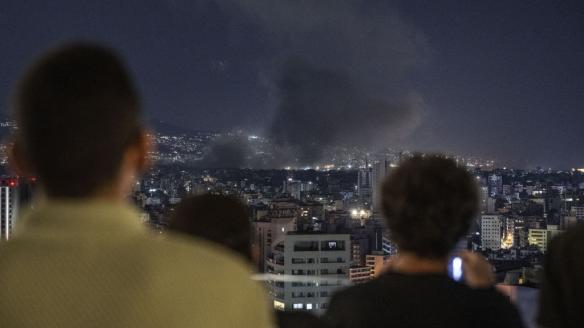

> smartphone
[448,256,464,282]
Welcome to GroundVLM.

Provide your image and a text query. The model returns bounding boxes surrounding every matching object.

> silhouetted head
[381,155,478,259]
[11,42,149,198]
[169,194,253,261]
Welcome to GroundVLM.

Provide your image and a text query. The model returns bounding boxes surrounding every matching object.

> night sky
[1,0,583,168]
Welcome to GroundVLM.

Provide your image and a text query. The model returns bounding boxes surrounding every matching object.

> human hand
[460,250,495,289]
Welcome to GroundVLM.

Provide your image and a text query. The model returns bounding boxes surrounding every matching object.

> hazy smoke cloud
[271,58,422,164]
[197,136,250,168]
[212,0,427,165]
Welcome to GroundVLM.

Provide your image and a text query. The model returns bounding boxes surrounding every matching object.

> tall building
[267,233,351,313]
[1,178,20,241]
[488,174,503,196]
[481,215,502,250]
[253,199,301,271]
[371,158,391,212]
[357,160,373,204]
[479,186,489,212]
[487,197,497,214]
[254,217,297,272]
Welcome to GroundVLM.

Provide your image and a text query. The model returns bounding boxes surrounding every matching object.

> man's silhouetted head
[381,155,478,259]
[12,42,144,198]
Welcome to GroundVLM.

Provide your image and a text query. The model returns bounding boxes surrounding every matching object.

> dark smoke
[206,0,427,167]
[226,0,425,165]
[196,135,291,169]
[196,136,250,168]
[270,58,421,164]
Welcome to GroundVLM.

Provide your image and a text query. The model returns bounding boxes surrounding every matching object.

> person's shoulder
[324,282,375,327]
[466,285,513,303]
[463,286,524,327]
[129,232,275,326]
[139,231,256,279]
[328,274,394,310]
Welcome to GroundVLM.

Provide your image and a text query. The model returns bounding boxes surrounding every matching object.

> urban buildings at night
[0,178,19,241]
[0,121,583,325]
[1,1,584,327]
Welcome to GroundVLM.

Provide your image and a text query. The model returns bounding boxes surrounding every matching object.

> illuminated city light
[501,233,514,249]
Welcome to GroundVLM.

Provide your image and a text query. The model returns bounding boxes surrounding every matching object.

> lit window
[293,303,303,309]
[273,300,285,310]
[306,303,313,310]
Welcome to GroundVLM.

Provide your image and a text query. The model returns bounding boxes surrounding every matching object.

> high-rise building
[267,232,351,313]
[479,186,489,212]
[357,160,373,204]
[253,199,301,271]
[481,215,502,250]
[371,158,391,212]
[1,178,20,241]
[254,217,297,272]
[488,174,503,196]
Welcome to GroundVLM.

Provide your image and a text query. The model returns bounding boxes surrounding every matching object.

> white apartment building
[481,215,502,251]
[267,233,351,313]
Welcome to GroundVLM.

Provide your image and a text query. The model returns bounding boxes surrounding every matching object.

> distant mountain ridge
[0,117,217,139]
[147,119,216,137]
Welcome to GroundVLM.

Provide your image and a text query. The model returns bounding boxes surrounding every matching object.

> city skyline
[1,1,583,169]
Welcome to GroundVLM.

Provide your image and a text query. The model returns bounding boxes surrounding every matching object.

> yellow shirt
[0,201,274,327]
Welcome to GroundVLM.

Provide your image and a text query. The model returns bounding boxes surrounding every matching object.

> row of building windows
[290,281,342,287]
[292,303,327,310]
[293,240,346,252]
[291,291,329,298]
[291,257,345,264]
[290,268,346,275]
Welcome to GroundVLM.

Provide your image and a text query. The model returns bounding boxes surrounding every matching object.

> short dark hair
[169,194,252,261]
[13,42,141,198]
[381,155,478,258]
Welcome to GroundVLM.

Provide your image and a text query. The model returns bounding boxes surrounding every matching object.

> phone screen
[448,256,463,282]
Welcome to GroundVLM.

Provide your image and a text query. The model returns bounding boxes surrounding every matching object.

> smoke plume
[212,0,427,165]
[196,136,250,168]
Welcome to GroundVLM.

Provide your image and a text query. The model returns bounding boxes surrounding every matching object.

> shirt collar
[16,199,145,239]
